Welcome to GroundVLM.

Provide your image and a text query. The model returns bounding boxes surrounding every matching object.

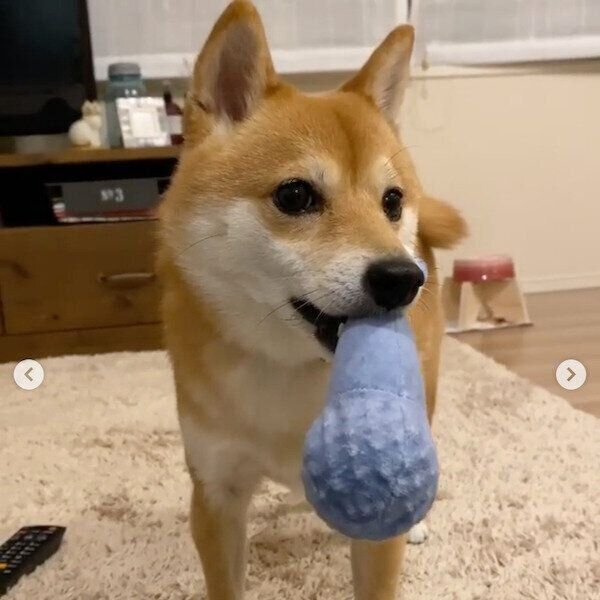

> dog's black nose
[364,258,425,310]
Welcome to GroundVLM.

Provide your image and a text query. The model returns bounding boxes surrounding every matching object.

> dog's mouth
[290,298,348,353]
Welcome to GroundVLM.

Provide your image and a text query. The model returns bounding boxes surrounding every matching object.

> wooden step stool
[442,255,532,333]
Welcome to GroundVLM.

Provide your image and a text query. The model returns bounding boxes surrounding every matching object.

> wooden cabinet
[1,222,159,333]
[0,221,163,361]
[0,147,176,362]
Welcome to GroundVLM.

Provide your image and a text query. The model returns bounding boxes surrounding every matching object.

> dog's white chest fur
[179,351,330,503]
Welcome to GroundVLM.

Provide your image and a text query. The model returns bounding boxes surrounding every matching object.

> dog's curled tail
[418,195,468,250]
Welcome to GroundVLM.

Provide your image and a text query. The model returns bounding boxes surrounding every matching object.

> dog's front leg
[190,478,256,600]
[351,536,407,600]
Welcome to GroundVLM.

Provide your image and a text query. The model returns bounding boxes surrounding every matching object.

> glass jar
[105,62,146,148]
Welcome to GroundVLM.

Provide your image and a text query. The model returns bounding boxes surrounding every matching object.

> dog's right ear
[185,0,277,144]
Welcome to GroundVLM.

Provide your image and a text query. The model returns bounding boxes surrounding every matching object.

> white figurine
[68,100,103,148]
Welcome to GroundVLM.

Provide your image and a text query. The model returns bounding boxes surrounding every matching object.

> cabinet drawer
[0,221,160,334]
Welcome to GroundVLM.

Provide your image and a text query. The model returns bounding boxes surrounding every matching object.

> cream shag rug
[1,338,598,600]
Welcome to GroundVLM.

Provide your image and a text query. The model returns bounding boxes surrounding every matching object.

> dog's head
[160,1,464,364]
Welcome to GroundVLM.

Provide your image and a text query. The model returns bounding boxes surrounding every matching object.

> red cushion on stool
[453,255,515,283]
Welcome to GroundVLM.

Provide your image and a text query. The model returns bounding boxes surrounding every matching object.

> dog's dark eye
[382,188,404,221]
[273,179,318,215]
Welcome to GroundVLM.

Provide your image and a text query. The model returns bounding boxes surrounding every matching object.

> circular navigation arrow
[13,359,45,391]
[556,359,587,391]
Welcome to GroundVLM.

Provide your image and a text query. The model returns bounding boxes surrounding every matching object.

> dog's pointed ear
[186,1,277,142]
[341,25,414,128]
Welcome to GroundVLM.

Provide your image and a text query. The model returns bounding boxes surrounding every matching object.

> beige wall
[288,61,600,292]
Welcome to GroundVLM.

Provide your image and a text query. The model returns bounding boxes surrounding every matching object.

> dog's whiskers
[294,290,335,313]
[413,286,434,315]
[176,233,225,258]
[415,298,432,314]
[257,299,310,327]
[256,288,324,326]
[385,144,419,169]
[420,285,436,300]
[314,294,337,323]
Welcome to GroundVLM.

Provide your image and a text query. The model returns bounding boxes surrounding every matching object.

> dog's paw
[407,521,429,544]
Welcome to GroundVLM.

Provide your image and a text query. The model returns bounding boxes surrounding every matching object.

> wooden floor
[453,287,600,417]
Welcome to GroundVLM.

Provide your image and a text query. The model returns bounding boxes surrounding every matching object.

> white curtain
[88,0,409,79]
[411,0,600,65]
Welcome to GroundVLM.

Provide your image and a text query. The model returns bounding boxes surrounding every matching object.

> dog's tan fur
[158,2,466,598]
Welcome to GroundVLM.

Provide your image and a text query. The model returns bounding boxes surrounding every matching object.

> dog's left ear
[341,25,414,128]
[186,0,277,143]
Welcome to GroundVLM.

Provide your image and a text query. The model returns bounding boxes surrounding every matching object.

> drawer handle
[0,260,29,278]
[98,272,155,290]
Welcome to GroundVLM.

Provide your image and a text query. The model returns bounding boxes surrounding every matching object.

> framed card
[116,97,170,148]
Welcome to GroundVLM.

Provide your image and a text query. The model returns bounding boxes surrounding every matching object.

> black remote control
[0,526,66,596]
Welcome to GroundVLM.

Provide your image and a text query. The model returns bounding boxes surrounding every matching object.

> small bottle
[163,83,184,145]
[105,62,146,148]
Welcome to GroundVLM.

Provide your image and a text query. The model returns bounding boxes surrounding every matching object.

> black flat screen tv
[0,0,96,136]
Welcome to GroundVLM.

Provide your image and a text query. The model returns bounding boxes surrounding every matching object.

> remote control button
[36,534,48,541]
[0,562,7,569]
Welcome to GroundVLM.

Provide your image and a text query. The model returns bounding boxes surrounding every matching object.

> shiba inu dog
[158,2,466,598]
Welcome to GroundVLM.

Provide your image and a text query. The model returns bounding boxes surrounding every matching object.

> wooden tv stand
[0,146,179,362]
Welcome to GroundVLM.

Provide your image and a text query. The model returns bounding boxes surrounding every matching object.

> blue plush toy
[302,262,439,541]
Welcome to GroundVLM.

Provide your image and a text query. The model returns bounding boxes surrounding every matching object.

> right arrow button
[556,359,587,391]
